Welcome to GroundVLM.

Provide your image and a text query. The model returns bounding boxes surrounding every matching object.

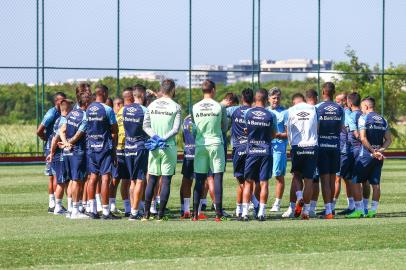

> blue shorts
[44,148,54,176]
[291,146,318,180]
[232,146,246,180]
[125,149,148,181]
[112,150,129,179]
[339,151,355,180]
[64,151,87,181]
[272,150,287,177]
[87,149,112,175]
[318,148,340,175]
[181,158,194,179]
[313,167,320,182]
[244,155,272,182]
[352,158,383,185]
[51,158,68,184]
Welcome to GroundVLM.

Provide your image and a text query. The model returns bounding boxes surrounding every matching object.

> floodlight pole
[381,0,385,115]
[117,0,120,97]
[317,0,321,96]
[188,0,192,114]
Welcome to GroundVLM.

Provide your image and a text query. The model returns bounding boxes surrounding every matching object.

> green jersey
[192,98,227,146]
[143,97,181,146]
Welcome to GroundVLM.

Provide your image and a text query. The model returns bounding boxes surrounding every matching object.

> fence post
[36,0,39,153]
[381,0,385,115]
[41,0,45,122]
[188,0,192,114]
[116,0,120,97]
[251,0,255,90]
[317,0,321,95]
[257,0,261,89]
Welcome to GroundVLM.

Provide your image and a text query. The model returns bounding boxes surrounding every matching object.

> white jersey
[286,102,318,147]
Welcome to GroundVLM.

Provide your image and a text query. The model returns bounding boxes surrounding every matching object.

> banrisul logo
[89,106,99,112]
[296,111,310,118]
[324,105,337,112]
[251,111,266,117]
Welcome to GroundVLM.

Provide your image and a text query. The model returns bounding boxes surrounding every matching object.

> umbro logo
[71,111,79,117]
[89,106,99,112]
[251,111,266,117]
[324,105,337,112]
[296,111,310,117]
[127,107,137,113]
[200,103,213,109]
[156,101,169,106]
[373,115,382,121]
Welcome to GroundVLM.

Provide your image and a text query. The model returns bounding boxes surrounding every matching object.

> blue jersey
[123,103,148,152]
[86,102,117,153]
[41,107,61,150]
[348,109,363,149]
[227,105,250,148]
[268,106,288,148]
[316,101,344,150]
[359,112,388,155]
[339,107,352,154]
[182,115,195,160]
[245,107,276,156]
[64,108,87,153]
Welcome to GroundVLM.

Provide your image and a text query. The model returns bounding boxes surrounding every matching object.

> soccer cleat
[70,213,90,219]
[301,213,310,220]
[65,211,72,219]
[258,215,266,222]
[309,210,317,218]
[150,207,158,215]
[242,215,250,222]
[181,212,191,219]
[317,209,336,216]
[191,217,198,221]
[54,208,67,215]
[79,207,86,214]
[87,212,100,219]
[102,213,121,220]
[270,204,280,212]
[337,208,355,215]
[201,203,207,211]
[324,213,334,219]
[214,216,230,222]
[48,207,55,214]
[128,213,142,221]
[364,208,369,215]
[236,214,243,221]
[294,199,304,218]
[282,208,294,218]
[365,210,377,218]
[346,210,364,218]
[157,215,169,222]
[198,213,208,220]
[124,212,131,218]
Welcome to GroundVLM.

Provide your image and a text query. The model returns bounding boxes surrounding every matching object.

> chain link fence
[0,0,405,154]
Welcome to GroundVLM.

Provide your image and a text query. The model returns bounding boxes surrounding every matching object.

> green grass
[1,161,406,269]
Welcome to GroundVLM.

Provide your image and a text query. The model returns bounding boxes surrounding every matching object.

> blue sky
[0,0,405,85]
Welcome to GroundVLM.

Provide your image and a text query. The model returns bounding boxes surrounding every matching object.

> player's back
[192,98,225,146]
[147,97,180,146]
[245,107,275,156]
[66,107,87,152]
[316,101,344,149]
[287,102,318,147]
[182,115,195,159]
[339,107,352,153]
[348,109,363,148]
[361,112,388,149]
[86,102,114,152]
[116,107,125,151]
[123,103,148,151]
[229,105,250,147]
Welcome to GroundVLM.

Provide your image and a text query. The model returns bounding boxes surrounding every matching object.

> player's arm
[348,113,359,139]
[36,124,47,141]
[162,105,182,141]
[275,111,288,139]
[68,118,87,145]
[378,130,392,153]
[46,134,60,162]
[37,109,55,141]
[142,108,157,137]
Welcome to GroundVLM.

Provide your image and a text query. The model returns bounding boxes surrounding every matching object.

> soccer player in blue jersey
[86,84,119,219]
[37,92,66,213]
[123,86,149,221]
[286,93,319,219]
[347,97,392,218]
[267,87,288,212]
[242,89,276,221]
[59,93,91,219]
[316,82,344,219]
[180,114,195,219]
[46,99,73,215]
[226,88,253,219]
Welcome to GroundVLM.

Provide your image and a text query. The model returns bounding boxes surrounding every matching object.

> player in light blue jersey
[36,92,66,213]
[267,87,288,212]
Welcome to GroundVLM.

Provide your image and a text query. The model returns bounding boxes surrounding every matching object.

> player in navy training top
[36,92,66,213]
[179,114,195,218]
[125,86,149,221]
[59,93,91,219]
[226,88,253,219]
[86,85,119,220]
[316,82,344,219]
[347,97,392,218]
[242,89,276,221]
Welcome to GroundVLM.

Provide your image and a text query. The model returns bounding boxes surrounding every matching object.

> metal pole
[257,0,261,89]
[381,0,385,115]
[188,0,192,114]
[41,0,45,120]
[116,0,120,97]
[252,0,255,90]
[317,0,321,95]
[36,0,39,153]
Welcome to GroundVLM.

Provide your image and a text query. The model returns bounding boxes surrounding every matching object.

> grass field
[1,160,406,269]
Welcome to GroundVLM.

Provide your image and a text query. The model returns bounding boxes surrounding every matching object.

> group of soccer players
[36,78,391,221]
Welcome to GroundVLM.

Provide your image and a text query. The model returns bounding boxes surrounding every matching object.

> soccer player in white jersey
[286,93,319,219]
